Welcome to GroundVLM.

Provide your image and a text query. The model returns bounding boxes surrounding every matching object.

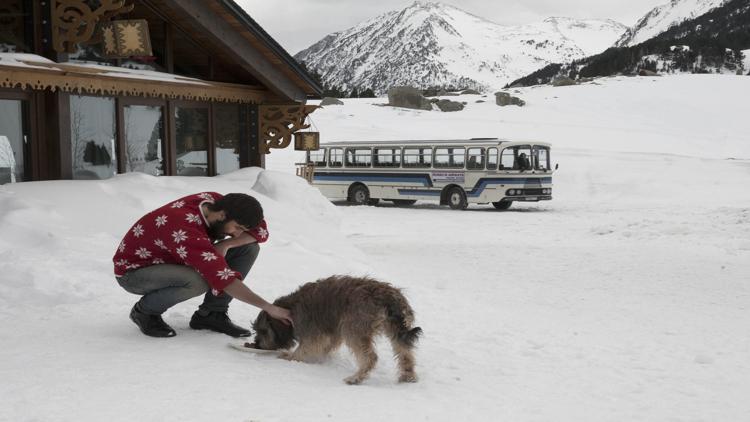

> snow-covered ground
[2,75,749,421]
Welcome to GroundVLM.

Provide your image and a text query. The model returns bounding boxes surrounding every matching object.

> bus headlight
[508,189,515,195]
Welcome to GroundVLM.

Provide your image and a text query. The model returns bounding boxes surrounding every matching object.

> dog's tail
[397,326,423,348]
[382,289,423,348]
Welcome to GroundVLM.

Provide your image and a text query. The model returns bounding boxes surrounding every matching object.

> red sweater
[113,192,268,293]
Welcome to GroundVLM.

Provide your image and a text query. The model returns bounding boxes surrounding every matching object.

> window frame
[533,145,551,171]
[466,147,485,170]
[486,147,498,170]
[433,146,466,169]
[373,146,402,168]
[402,146,432,168]
[307,148,327,167]
[328,147,343,168]
[344,147,372,168]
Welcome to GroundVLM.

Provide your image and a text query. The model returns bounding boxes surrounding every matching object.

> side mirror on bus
[555,163,559,170]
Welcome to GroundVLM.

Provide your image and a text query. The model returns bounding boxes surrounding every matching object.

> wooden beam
[158,0,308,102]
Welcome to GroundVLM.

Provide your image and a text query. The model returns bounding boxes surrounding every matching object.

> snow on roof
[0,53,210,86]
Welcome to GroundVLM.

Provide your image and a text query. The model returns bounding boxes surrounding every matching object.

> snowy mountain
[615,0,729,46]
[294,1,626,93]
[509,0,750,86]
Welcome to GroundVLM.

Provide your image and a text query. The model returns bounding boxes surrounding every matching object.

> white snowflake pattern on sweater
[185,213,202,224]
[172,229,188,244]
[132,224,144,237]
[155,215,168,227]
[217,268,235,280]
[134,247,151,259]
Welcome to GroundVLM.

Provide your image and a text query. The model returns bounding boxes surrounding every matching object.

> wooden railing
[295,162,315,184]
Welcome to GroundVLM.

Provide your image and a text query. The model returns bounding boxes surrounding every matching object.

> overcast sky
[236,0,667,54]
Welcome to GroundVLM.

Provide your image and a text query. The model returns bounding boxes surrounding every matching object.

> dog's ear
[268,316,295,349]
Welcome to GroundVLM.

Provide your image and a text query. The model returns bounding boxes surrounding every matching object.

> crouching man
[113,192,292,338]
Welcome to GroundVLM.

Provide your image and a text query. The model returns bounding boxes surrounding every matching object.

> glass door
[0,99,29,184]
[123,104,165,176]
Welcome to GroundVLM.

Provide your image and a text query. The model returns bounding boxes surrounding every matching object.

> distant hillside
[616,0,728,46]
[508,0,750,87]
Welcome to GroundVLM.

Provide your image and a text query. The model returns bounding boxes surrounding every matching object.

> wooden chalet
[0,0,322,184]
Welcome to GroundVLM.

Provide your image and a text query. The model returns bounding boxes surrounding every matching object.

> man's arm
[223,279,293,325]
[215,232,257,257]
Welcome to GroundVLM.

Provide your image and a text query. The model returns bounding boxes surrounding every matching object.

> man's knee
[225,242,260,277]
[228,242,259,258]
[185,278,209,297]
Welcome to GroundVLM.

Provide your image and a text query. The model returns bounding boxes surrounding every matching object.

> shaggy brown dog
[252,275,422,385]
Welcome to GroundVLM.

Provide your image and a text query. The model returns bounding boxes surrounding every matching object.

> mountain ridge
[295,1,626,94]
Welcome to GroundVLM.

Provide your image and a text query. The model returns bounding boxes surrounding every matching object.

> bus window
[500,146,531,170]
[487,147,498,170]
[345,147,371,167]
[534,146,550,171]
[329,148,343,167]
[403,147,432,168]
[500,148,514,170]
[434,147,465,169]
[374,147,401,168]
[515,145,532,170]
[307,149,326,166]
[467,147,484,170]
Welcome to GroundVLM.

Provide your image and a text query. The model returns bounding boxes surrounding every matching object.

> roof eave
[218,0,324,97]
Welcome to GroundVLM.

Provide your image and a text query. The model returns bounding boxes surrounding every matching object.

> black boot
[129,304,176,338]
[189,311,251,337]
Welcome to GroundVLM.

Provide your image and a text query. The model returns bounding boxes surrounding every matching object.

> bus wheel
[447,187,468,210]
[492,200,512,210]
[391,199,417,206]
[349,184,372,205]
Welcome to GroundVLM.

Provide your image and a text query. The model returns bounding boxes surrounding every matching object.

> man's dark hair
[207,193,263,228]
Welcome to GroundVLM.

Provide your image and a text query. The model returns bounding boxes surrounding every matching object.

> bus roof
[319,138,551,147]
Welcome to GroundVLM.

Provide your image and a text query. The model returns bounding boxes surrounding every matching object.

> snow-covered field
[1,75,749,421]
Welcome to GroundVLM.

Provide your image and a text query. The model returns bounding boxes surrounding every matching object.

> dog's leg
[391,339,418,383]
[343,336,378,385]
[279,337,333,363]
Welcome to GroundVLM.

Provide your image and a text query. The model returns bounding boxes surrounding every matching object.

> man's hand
[264,304,293,326]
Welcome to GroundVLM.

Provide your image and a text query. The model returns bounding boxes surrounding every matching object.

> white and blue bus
[300,138,555,210]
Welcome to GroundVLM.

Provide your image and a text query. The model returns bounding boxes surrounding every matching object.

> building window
[70,95,116,180]
[214,103,241,175]
[175,106,208,176]
[0,0,33,53]
[124,105,165,176]
[0,99,27,184]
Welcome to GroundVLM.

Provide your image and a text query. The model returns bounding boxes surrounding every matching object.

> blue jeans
[117,243,259,315]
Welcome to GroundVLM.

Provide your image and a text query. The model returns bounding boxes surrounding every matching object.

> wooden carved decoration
[259,105,319,154]
[294,132,320,151]
[101,19,152,57]
[52,0,134,53]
